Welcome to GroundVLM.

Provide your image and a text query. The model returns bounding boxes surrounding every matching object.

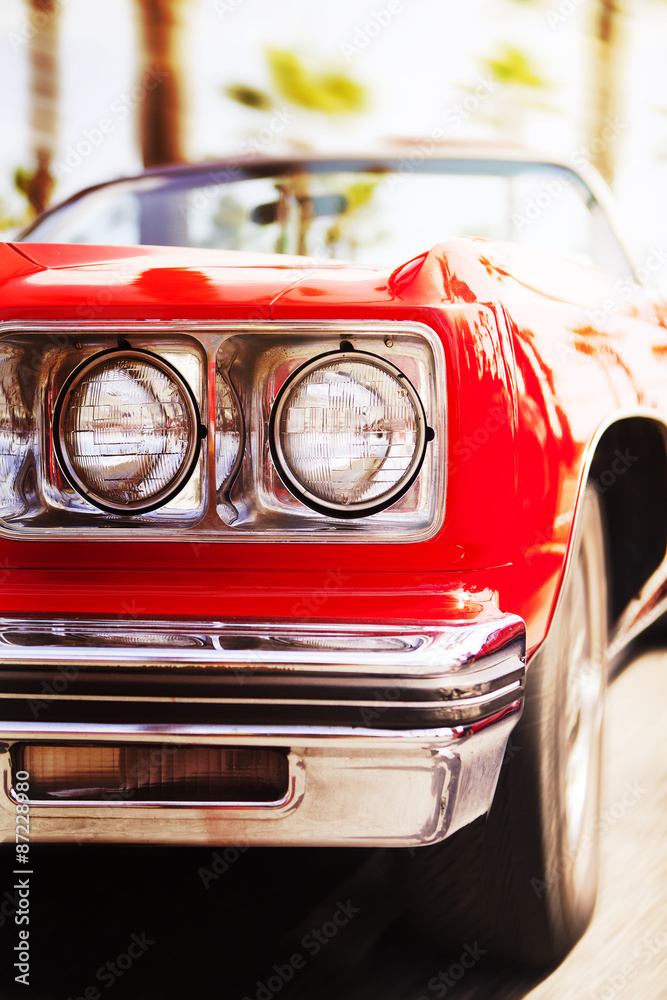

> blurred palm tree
[485,45,546,90]
[225,47,366,120]
[133,0,187,166]
[507,0,624,185]
[480,44,550,140]
[17,0,60,216]
[590,0,622,184]
[265,49,366,115]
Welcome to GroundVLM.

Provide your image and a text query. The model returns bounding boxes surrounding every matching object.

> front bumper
[0,615,525,847]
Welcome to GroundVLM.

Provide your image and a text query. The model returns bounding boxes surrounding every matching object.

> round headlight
[54,349,202,513]
[269,351,429,517]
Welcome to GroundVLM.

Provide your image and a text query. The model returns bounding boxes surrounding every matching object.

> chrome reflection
[0,345,35,518]
[2,629,206,649]
[269,634,421,652]
[0,615,525,683]
[215,366,243,498]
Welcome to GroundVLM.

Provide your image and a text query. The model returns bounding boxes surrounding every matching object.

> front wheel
[403,488,608,967]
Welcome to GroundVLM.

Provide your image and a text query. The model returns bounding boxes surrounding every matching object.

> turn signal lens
[55,349,201,513]
[270,351,428,517]
[14,744,289,803]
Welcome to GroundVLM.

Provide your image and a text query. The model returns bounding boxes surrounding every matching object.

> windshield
[20,158,631,276]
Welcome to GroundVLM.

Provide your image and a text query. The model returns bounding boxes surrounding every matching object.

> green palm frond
[485,45,547,89]
[267,48,366,114]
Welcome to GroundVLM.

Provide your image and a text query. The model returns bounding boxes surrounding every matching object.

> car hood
[2,241,389,321]
[2,237,635,323]
[9,242,362,272]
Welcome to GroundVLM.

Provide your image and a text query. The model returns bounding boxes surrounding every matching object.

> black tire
[402,488,608,968]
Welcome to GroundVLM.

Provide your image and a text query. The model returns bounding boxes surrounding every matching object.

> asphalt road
[1,641,665,1000]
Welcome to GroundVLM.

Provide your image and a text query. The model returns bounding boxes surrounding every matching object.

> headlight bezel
[0,320,446,542]
[53,346,205,515]
[269,349,431,519]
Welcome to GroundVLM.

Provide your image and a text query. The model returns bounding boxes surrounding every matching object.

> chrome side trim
[0,709,519,746]
[0,614,523,671]
[606,571,667,662]
[0,682,522,709]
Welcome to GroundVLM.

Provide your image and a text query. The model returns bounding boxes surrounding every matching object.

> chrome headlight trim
[269,350,431,518]
[53,347,205,514]
[0,319,445,542]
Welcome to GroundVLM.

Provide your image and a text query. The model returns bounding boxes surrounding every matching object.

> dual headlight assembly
[52,346,433,520]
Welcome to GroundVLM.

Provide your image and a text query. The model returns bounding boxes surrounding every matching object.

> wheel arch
[544,412,667,659]
[587,415,667,627]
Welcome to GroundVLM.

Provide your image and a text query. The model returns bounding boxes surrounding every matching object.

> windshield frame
[17,154,637,281]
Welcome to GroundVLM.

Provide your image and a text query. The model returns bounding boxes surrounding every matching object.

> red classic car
[2,144,666,966]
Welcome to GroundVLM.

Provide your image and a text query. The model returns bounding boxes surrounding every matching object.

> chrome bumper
[0,615,525,847]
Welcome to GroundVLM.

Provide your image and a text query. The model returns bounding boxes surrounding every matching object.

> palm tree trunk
[590,0,623,185]
[25,0,59,214]
[134,0,186,167]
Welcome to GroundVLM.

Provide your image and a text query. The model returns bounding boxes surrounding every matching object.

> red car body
[2,235,663,647]
[1,148,665,964]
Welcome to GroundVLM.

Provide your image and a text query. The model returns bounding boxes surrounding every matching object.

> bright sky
[1,0,667,258]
